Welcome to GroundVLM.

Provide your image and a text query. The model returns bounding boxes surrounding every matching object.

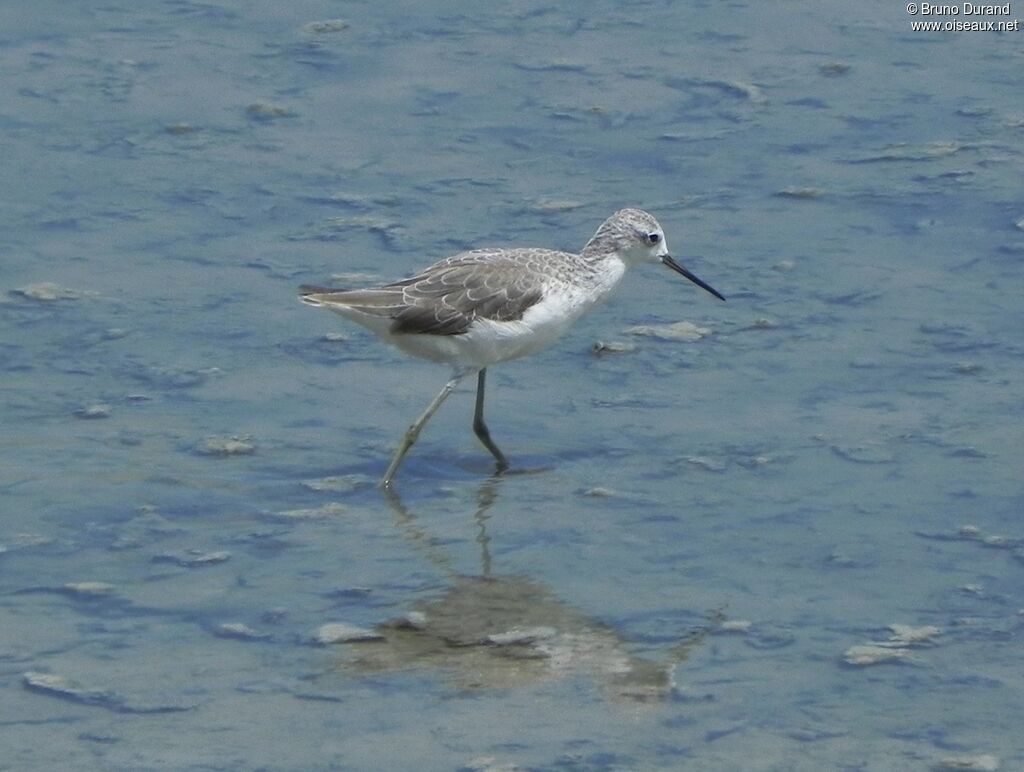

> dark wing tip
[299,284,346,297]
[299,284,354,308]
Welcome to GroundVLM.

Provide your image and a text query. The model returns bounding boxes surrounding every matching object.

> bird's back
[300,247,593,336]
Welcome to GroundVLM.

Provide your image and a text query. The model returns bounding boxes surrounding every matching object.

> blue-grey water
[3,2,1023,770]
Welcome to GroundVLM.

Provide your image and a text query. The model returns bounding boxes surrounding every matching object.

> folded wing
[300,250,546,336]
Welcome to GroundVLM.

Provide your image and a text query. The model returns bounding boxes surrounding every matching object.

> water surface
[2,2,1022,769]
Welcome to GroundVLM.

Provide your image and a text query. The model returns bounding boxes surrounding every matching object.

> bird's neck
[578,252,628,300]
[581,236,615,260]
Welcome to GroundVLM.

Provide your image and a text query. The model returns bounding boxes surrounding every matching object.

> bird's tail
[298,284,347,307]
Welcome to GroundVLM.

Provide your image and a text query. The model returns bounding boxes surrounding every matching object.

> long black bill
[661,255,726,301]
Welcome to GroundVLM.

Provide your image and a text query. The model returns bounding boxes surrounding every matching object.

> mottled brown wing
[389,258,545,336]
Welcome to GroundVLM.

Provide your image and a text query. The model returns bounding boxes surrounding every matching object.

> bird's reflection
[337,479,711,703]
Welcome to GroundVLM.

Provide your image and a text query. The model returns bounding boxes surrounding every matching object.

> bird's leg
[472,368,510,473]
[381,373,464,488]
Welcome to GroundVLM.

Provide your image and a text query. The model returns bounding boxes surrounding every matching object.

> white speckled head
[582,208,668,263]
[582,208,725,301]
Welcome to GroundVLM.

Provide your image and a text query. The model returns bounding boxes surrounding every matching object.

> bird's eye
[647,232,661,245]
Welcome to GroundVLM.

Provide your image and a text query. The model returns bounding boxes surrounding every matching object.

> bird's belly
[463,287,598,365]
[391,281,618,370]
[465,316,570,364]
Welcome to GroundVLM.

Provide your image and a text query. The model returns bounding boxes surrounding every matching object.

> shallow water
[2,2,1023,770]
